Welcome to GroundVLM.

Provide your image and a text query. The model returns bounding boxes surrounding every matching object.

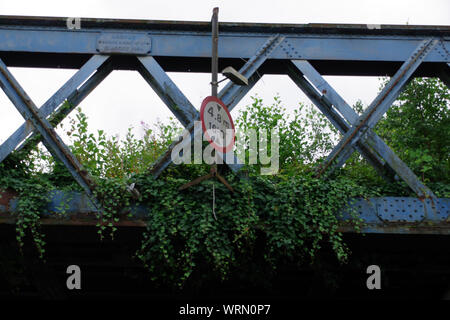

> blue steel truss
[0,16,449,228]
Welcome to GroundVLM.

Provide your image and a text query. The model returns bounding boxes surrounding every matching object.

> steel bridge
[0,15,449,235]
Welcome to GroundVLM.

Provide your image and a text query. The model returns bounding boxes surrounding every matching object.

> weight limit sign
[200,96,235,153]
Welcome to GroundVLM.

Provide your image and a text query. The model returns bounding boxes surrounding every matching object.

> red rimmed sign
[200,96,235,153]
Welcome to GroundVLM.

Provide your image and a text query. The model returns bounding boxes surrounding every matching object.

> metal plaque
[96,33,151,55]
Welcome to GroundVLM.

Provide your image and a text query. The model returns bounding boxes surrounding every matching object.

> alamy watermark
[171,121,279,175]
[366,265,381,290]
[66,265,81,290]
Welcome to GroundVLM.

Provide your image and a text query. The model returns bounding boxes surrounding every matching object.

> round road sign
[200,96,235,153]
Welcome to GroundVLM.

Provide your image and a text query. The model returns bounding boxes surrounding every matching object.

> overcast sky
[0,0,449,145]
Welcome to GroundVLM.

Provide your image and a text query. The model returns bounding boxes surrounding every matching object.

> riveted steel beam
[0,54,110,163]
[288,60,394,174]
[364,130,436,200]
[319,39,438,174]
[218,34,285,106]
[0,58,96,198]
[0,16,449,73]
[2,190,449,234]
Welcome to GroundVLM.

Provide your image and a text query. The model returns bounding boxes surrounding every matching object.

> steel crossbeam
[0,17,448,71]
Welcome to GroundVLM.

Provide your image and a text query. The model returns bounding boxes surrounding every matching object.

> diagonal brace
[136,56,198,128]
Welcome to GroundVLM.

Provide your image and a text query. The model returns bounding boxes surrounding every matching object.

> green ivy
[0,153,51,259]
[133,171,367,288]
[93,177,132,240]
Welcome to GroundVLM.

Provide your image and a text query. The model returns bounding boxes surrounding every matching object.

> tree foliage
[375,77,449,185]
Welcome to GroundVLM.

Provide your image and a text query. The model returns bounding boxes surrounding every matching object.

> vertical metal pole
[211,7,219,97]
[211,7,220,200]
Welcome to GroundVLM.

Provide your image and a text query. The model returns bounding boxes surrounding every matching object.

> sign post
[179,7,235,194]
[179,7,248,197]
[211,7,219,97]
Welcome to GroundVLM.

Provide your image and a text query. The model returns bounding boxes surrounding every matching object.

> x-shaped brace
[0,55,113,162]
[289,38,438,199]
[138,34,285,177]
[287,62,392,179]
[0,55,112,201]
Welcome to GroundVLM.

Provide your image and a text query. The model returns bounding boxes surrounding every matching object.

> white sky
[0,0,449,145]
